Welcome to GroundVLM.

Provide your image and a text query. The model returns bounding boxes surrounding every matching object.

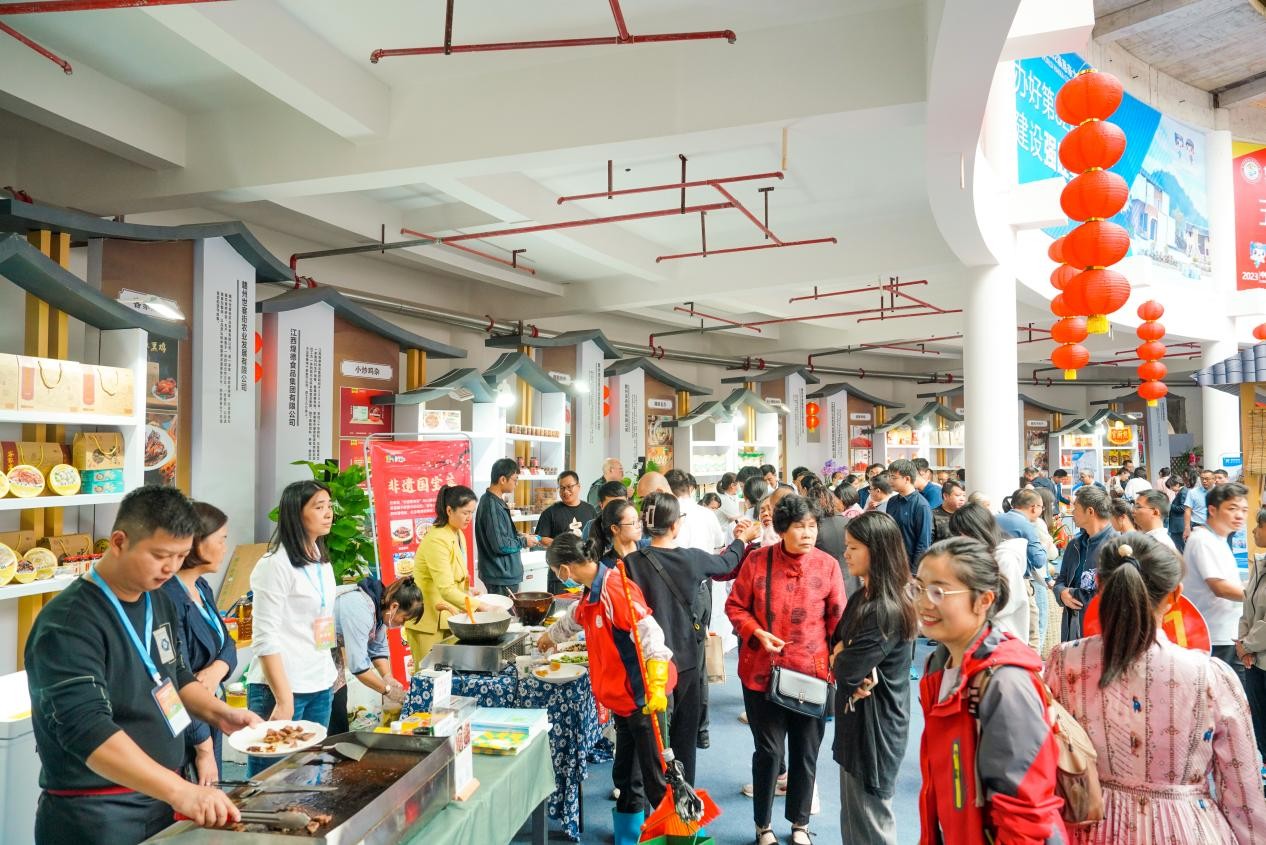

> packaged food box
[37,533,93,563]
[23,548,56,580]
[0,441,73,478]
[48,464,81,496]
[0,353,17,411]
[92,365,135,417]
[16,356,82,413]
[79,468,124,494]
[0,530,38,555]
[7,464,45,498]
[0,543,16,586]
[72,432,125,470]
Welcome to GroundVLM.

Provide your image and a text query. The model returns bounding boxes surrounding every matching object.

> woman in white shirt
[947,504,1030,643]
[245,480,337,775]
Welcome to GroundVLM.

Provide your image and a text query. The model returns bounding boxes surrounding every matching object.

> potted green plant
[269,459,377,583]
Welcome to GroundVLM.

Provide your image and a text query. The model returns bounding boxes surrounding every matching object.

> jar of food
[225,682,247,709]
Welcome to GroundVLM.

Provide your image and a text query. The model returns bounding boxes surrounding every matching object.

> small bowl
[511,591,555,626]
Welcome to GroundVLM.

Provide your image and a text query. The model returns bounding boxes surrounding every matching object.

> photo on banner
[1232,140,1266,290]
[1015,52,1211,282]
[366,438,473,680]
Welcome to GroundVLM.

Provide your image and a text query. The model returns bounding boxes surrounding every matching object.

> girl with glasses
[830,512,916,844]
[914,536,1065,844]
[597,498,646,565]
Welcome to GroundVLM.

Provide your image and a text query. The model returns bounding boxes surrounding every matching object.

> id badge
[152,678,191,737]
[313,614,336,650]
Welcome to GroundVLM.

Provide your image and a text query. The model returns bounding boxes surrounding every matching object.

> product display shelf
[0,491,128,514]
[504,431,564,444]
[0,410,138,427]
[0,574,76,601]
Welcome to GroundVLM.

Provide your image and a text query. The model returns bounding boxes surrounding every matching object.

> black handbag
[762,548,835,719]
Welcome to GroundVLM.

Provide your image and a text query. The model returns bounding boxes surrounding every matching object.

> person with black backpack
[622,492,760,784]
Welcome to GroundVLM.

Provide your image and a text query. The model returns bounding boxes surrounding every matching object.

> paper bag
[72,432,126,471]
[705,632,726,685]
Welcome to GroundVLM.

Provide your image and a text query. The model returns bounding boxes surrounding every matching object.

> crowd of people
[20,453,1266,845]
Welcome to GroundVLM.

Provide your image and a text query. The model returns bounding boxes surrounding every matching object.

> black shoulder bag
[634,548,708,645]
[763,547,835,719]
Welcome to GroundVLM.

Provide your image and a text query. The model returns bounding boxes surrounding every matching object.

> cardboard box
[17,357,82,413]
[37,533,93,563]
[216,543,270,612]
[0,441,72,478]
[0,530,38,555]
[93,366,135,417]
[79,468,123,494]
[0,354,17,411]
[73,432,126,471]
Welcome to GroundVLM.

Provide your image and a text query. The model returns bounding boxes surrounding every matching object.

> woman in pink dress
[1045,531,1266,844]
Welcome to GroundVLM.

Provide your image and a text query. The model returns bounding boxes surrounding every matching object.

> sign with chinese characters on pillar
[367,438,473,681]
[257,299,333,539]
[1232,140,1266,290]
[784,372,810,472]
[573,340,606,486]
[607,367,644,470]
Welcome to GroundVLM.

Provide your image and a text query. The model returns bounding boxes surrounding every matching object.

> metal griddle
[143,732,455,844]
[423,630,531,673]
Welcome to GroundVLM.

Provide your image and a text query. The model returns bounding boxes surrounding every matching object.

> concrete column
[1207,130,1235,295]
[963,264,1020,506]
[1201,339,1241,468]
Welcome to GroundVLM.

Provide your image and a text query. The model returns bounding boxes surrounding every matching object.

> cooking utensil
[510,591,554,626]
[313,740,368,762]
[447,610,512,643]
[463,595,475,620]
[173,810,312,832]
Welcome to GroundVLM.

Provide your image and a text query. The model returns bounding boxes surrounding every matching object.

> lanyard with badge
[89,568,192,737]
[302,562,336,650]
[191,587,225,649]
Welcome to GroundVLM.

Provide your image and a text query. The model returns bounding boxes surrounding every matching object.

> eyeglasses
[905,582,971,604]
[559,484,580,492]
[617,521,640,528]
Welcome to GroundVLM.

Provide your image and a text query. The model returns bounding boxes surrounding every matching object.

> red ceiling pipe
[656,236,836,262]
[398,227,536,275]
[672,304,762,333]
[558,171,783,205]
[710,183,782,244]
[788,279,927,304]
[0,0,225,10]
[856,308,962,323]
[0,20,71,72]
[735,303,935,329]
[608,0,632,41]
[372,30,735,61]
[402,201,731,244]
[891,286,951,314]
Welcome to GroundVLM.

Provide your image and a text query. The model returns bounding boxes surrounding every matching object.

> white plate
[479,593,513,612]
[143,424,176,471]
[228,720,327,757]
[529,663,587,685]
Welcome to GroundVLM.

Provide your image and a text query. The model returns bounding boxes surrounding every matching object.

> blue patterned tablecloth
[405,666,610,841]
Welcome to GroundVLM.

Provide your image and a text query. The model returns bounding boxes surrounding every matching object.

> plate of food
[228,720,327,757]
[143,425,176,471]
[531,661,587,685]
[151,377,177,403]
[555,640,587,653]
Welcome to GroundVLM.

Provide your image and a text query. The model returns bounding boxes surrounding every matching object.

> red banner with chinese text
[1233,140,1266,291]
[367,437,473,681]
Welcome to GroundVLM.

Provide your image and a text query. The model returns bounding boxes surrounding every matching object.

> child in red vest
[537,534,676,845]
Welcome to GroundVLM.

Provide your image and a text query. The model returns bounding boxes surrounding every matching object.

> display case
[874,401,964,471]
[604,356,710,478]
[1049,410,1139,488]
[722,365,819,479]
[1017,394,1076,471]
[807,381,903,475]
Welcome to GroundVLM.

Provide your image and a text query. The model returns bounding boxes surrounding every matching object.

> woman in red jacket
[914,536,1066,845]
[726,494,846,845]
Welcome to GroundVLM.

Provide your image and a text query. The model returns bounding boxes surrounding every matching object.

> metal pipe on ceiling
[401,201,731,245]
[656,237,837,263]
[557,171,784,205]
[0,19,71,72]
[0,0,226,10]
[788,278,928,304]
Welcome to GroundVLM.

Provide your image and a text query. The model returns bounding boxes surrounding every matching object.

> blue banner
[1015,53,1210,281]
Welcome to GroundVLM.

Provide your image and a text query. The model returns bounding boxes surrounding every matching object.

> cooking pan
[446,610,512,643]
[511,591,555,626]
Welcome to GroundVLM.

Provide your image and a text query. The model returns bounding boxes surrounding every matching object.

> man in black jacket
[1053,485,1116,641]
[475,458,533,595]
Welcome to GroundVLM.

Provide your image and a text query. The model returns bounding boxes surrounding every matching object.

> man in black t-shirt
[25,487,260,845]
[537,471,598,593]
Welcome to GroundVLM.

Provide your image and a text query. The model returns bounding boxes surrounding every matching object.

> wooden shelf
[504,432,563,444]
[0,410,140,427]
[0,492,126,512]
[0,574,77,601]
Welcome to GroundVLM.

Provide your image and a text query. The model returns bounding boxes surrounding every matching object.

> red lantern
[1136,321,1165,341]
[1136,340,1166,361]
[806,402,820,416]
[1050,264,1078,291]
[1059,120,1126,173]
[1137,300,1164,321]
[1061,273,1091,316]
[1137,360,1168,381]
[1062,220,1130,269]
[1050,317,1088,345]
[1050,294,1076,318]
[1253,323,1266,342]
[1047,237,1065,264]
[1078,268,1131,333]
[1055,69,1124,126]
[1051,343,1090,380]
[1060,169,1129,221]
[1137,380,1168,407]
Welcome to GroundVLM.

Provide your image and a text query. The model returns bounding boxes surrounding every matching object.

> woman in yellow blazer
[404,485,498,661]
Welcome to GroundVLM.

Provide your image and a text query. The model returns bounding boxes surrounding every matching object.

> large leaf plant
[269,459,376,583]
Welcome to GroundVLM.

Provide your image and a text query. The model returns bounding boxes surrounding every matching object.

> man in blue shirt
[1071,468,1106,494]
[1183,468,1215,542]
[475,458,534,596]
[997,488,1051,645]
[885,459,932,573]
[912,457,943,509]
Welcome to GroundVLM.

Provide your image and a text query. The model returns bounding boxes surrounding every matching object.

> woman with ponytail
[915,536,1066,844]
[1045,532,1266,844]
[403,485,499,662]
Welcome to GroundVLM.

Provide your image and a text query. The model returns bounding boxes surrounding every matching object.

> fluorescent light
[572,379,590,394]
[496,387,517,408]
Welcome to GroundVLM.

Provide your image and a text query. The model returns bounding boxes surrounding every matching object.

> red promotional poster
[367,437,473,681]
[1232,140,1266,291]
[1083,593,1211,653]
[339,387,394,438]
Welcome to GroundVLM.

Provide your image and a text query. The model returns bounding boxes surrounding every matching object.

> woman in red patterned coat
[726,494,846,845]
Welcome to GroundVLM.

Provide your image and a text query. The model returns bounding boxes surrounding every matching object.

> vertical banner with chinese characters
[1232,140,1266,290]
[191,238,256,554]
[783,372,809,475]
[572,339,606,486]
[367,437,473,681]
[607,367,645,472]
[257,300,334,540]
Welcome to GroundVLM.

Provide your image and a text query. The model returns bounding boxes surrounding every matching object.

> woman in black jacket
[622,492,759,784]
[830,511,917,844]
